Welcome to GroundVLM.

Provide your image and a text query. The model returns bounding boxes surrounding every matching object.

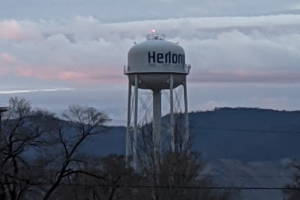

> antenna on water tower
[124,30,191,169]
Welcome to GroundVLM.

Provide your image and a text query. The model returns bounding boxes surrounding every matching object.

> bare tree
[1,97,240,200]
[283,160,300,200]
[1,97,58,200]
[46,154,138,200]
[41,105,111,200]
[0,98,112,200]
[135,114,240,200]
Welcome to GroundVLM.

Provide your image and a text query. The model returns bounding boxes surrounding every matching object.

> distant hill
[81,107,300,162]
[79,107,300,200]
[190,107,300,161]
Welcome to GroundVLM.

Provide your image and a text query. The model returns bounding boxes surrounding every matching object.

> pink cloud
[7,64,300,86]
[0,20,41,41]
[0,53,18,75]
[0,20,24,40]
[15,65,126,85]
[1,53,18,63]
[0,68,10,75]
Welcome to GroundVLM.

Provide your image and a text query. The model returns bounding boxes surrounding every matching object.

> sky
[0,0,300,125]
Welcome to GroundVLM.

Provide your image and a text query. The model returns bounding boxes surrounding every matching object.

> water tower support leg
[126,81,132,164]
[133,74,139,170]
[170,74,175,152]
[183,79,189,151]
[153,90,161,168]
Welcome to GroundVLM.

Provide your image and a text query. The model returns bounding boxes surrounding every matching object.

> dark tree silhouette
[0,98,240,200]
[1,97,58,200]
[283,160,300,200]
[41,105,110,200]
[0,98,111,200]
[134,114,241,200]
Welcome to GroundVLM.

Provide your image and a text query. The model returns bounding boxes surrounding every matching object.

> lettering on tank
[148,51,185,64]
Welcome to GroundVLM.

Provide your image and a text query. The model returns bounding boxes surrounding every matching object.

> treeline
[0,97,242,200]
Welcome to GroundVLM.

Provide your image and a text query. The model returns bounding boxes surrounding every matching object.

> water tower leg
[133,74,139,170]
[169,74,175,152]
[126,81,132,165]
[183,79,189,151]
[153,90,161,168]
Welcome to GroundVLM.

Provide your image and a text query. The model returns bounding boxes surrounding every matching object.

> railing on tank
[186,64,191,73]
[124,64,191,74]
[146,34,165,40]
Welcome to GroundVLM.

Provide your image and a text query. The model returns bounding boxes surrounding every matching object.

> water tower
[124,32,191,168]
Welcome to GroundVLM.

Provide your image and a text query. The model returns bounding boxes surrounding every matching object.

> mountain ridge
[81,107,300,162]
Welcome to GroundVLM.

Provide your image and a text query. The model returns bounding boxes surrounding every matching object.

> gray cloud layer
[1,0,300,21]
[1,14,300,86]
[1,0,300,123]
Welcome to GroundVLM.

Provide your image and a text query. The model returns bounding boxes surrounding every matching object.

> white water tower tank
[125,34,190,90]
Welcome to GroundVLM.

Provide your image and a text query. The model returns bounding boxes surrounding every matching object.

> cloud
[0,88,73,95]
[1,1,300,117]
[189,70,300,84]
[1,53,17,63]
[249,96,293,110]
[0,14,300,86]
[0,20,42,41]
[108,14,300,32]
[15,65,126,85]
[188,83,300,112]
[1,0,299,22]
[0,20,23,40]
